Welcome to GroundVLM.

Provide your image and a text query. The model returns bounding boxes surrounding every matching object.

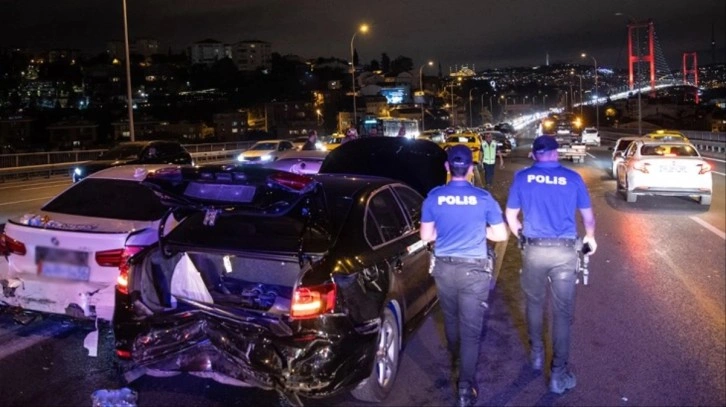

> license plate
[38,262,91,281]
[36,247,90,280]
[659,165,685,173]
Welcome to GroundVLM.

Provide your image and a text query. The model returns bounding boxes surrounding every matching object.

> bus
[360,117,420,138]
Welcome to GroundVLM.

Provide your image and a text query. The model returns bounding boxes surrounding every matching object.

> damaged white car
[0,165,181,327]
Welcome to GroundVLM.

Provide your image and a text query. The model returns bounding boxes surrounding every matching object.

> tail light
[699,162,712,175]
[269,171,317,192]
[108,246,147,295]
[1,233,26,256]
[633,161,650,173]
[290,282,336,319]
[115,349,132,359]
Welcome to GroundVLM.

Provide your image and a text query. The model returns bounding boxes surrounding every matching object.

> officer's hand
[582,236,597,255]
[499,163,505,169]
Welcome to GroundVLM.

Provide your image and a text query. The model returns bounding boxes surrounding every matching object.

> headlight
[74,168,82,176]
[544,120,554,128]
[260,154,273,161]
[237,154,246,162]
[315,141,324,150]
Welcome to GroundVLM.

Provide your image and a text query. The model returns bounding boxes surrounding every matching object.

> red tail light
[112,246,146,295]
[1,233,26,256]
[290,282,336,319]
[269,171,316,192]
[633,161,650,173]
[699,162,712,175]
[115,349,132,359]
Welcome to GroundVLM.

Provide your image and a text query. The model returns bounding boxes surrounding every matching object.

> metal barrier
[600,130,725,155]
[0,147,249,182]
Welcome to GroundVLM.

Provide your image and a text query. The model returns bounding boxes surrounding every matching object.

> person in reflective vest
[481,132,504,188]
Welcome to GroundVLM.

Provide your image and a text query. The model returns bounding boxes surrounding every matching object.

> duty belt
[436,256,488,264]
[524,237,577,247]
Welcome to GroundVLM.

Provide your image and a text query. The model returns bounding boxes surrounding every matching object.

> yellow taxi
[643,130,689,142]
[324,133,346,151]
[441,133,482,165]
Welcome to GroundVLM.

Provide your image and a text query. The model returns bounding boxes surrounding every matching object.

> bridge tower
[627,19,656,93]
[682,52,699,104]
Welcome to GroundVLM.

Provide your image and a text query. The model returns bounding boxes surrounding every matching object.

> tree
[381,53,390,73]
[389,56,413,75]
[369,59,380,71]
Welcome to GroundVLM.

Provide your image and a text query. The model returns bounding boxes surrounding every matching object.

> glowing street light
[419,60,434,131]
[350,24,369,128]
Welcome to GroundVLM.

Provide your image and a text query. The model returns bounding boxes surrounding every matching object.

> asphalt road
[0,135,724,407]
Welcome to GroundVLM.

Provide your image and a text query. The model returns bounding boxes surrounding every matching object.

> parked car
[324,133,346,151]
[262,149,329,174]
[616,139,712,205]
[610,136,642,178]
[0,165,181,322]
[72,141,192,182]
[237,140,295,164]
[112,137,447,404]
[581,127,601,146]
[442,133,483,165]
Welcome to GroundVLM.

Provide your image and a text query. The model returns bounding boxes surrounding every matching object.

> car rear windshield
[41,179,168,221]
[641,144,699,157]
[165,199,335,253]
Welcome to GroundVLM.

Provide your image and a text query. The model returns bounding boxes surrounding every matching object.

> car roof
[253,139,284,144]
[86,164,181,181]
[637,139,693,146]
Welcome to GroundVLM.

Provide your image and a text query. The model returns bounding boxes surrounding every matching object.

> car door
[391,185,436,308]
[618,142,638,189]
[365,186,427,320]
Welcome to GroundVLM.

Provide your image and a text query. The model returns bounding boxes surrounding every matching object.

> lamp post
[350,24,369,129]
[468,88,478,127]
[543,94,548,109]
[581,53,599,129]
[488,95,493,116]
[419,60,434,132]
[122,0,135,141]
[615,12,642,135]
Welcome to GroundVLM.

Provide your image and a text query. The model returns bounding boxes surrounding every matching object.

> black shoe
[549,369,576,394]
[530,349,544,371]
[456,385,478,407]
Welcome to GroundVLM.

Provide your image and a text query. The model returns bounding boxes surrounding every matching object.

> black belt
[436,256,487,264]
[524,237,577,247]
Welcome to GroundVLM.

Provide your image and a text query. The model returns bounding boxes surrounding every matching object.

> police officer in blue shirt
[421,145,509,407]
[505,135,597,395]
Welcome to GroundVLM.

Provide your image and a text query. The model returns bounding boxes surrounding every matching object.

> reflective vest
[482,141,497,164]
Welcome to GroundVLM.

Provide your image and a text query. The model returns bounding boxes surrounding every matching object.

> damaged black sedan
[112,138,448,405]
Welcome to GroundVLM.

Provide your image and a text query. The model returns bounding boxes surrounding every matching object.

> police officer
[301,130,318,150]
[420,145,509,407]
[504,135,597,395]
[481,132,504,188]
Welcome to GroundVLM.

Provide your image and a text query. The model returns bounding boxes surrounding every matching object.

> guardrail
[0,146,251,182]
[599,130,725,155]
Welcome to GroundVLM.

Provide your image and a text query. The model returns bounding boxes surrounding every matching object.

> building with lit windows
[190,39,231,66]
[232,40,272,72]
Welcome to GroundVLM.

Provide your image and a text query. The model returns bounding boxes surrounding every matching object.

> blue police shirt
[506,161,592,239]
[422,180,504,258]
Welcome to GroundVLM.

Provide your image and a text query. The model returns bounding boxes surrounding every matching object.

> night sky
[1,0,724,71]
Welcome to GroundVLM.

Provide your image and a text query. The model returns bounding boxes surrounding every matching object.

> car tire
[700,195,711,206]
[350,306,401,402]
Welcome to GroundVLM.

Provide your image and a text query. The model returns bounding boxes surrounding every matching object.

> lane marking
[24,184,69,191]
[689,216,726,240]
[586,152,596,158]
[0,322,75,361]
[0,197,53,206]
[0,180,69,191]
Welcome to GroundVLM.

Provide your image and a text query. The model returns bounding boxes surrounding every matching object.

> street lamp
[543,94,548,109]
[468,88,478,127]
[122,0,135,141]
[350,23,369,128]
[581,53,599,130]
[615,12,642,135]
[419,60,434,132]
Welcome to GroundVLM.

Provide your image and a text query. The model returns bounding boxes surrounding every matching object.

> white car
[616,139,712,205]
[237,140,295,164]
[0,165,180,322]
[581,127,600,146]
[611,136,642,179]
[262,149,328,174]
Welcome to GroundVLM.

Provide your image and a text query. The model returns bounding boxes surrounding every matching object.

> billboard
[380,86,410,105]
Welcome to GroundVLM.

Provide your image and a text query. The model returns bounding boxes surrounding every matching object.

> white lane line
[586,152,596,158]
[24,184,68,191]
[0,180,69,190]
[0,197,53,206]
[690,216,726,240]
[0,322,75,361]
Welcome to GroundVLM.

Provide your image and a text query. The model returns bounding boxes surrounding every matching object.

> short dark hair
[449,163,469,177]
